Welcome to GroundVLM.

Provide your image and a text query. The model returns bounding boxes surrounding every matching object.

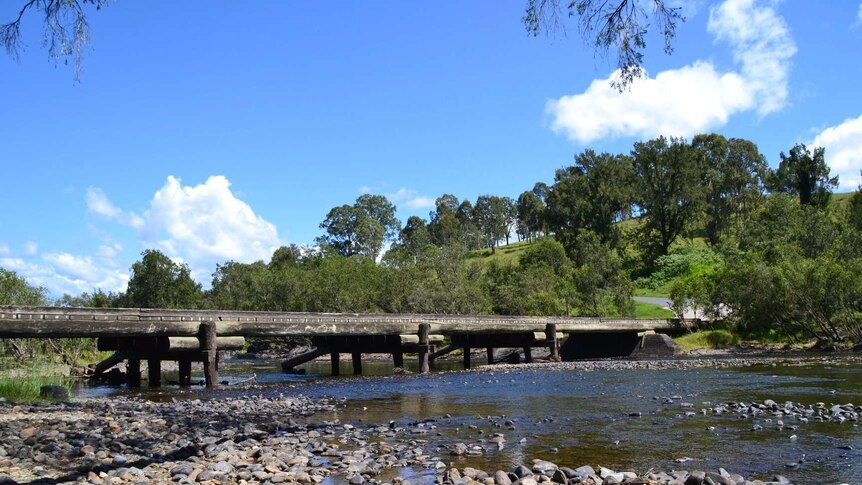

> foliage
[522,0,684,90]
[848,171,862,232]
[645,246,723,291]
[546,150,634,252]
[0,267,47,305]
[768,143,838,208]
[472,195,511,253]
[566,232,634,317]
[317,194,400,259]
[632,136,705,266]
[122,249,202,309]
[516,190,545,242]
[633,300,674,319]
[692,134,768,246]
[1,0,108,80]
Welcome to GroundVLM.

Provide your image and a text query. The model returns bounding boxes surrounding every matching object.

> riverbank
[2,354,862,484]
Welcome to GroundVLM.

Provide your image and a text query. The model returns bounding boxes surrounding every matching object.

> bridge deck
[0,306,680,338]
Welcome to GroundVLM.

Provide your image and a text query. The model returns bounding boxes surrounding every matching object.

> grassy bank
[0,361,74,402]
[633,300,675,318]
[674,330,741,351]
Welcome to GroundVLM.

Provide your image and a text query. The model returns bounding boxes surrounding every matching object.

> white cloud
[1,250,128,297]
[387,187,436,210]
[810,113,862,192]
[0,243,9,256]
[547,0,796,143]
[87,187,145,228]
[23,241,38,256]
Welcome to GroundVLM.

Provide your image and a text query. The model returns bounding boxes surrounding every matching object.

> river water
[77,356,862,484]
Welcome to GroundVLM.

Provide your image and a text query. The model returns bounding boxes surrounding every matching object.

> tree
[516,190,545,241]
[692,134,767,246]
[428,194,463,248]
[768,143,838,208]
[123,249,202,309]
[546,150,634,252]
[501,196,517,245]
[523,0,685,90]
[317,194,400,259]
[269,244,303,269]
[472,195,509,253]
[849,171,862,232]
[399,215,432,260]
[2,0,108,80]
[631,136,705,264]
[0,267,46,305]
[210,260,273,311]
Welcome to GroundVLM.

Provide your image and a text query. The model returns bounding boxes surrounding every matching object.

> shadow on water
[74,357,862,483]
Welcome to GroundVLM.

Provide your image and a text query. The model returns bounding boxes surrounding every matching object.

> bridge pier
[179,359,192,386]
[546,323,560,362]
[523,346,532,363]
[352,352,362,375]
[330,352,340,376]
[148,359,161,387]
[393,350,404,369]
[127,359,141,388]
[486,347,494,365]
[418,323,430,373]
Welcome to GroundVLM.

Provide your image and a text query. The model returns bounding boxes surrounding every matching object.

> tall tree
[317,194,400,259]
[472,195,509,253]
[516,190,545,241]
[123,249,202,309]
[428,194,462,248]
[632,136,705,264]
[399,215,432,260]
[546,150,634,252]
[692,134,767,246]
[769,143,838,208]
[0,267,47,305]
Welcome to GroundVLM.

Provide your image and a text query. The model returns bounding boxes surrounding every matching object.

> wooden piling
[147,359,161,387]
[200,321,218,388]
[523,346,532,363]
[178,359,191,386]
[546,323,560,362]
[463,345,471,369]
[486,347,494,365]
[330,352,341,376]
[393,350,404,369]
[352,351,362,375]
[418,323,430,373]
[127,359,141,388]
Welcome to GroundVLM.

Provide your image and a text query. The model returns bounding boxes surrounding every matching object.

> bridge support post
[486,347,494,365]
[178,359,191,386]
[127,359,141,388]
[330,353,340,376]
[393,350,404,369]
[352,352,362,375]
[463,345,471,369]
[147,359,161,387]
[546,323,560,362]
[523,346,532,363]
[418,323,430,373]
[200,321,218,388]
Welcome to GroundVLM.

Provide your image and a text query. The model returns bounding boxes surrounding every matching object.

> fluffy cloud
[144,176,282,278]
[88,176,282,283]
[810,113,862,192]
[387,187,435,210]
[547,0,796,143]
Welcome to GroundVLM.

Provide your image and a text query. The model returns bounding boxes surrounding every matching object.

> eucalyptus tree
[768,143,838,208]
[123,249,202,309]
[631,136,705,265]
[317,194,400,259]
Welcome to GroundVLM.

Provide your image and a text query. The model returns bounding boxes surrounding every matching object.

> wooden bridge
[0,306,686,388]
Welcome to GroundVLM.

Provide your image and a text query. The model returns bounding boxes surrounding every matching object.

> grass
[674,330,740,351]
[633,300,675,318]
[465,238,539,266]
[0,362,73,402]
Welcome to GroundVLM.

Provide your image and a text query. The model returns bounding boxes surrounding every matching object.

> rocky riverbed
[3,355,862,484]
[0,395,805,485]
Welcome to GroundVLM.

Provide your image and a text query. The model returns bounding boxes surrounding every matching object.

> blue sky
[1,0,861,296]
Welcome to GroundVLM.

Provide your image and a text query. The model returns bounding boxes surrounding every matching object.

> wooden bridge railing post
[546,323,560,362]
[199,320,218,388]
[418,323,430,373]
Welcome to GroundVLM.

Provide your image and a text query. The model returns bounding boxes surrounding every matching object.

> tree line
[2,133,861,349]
